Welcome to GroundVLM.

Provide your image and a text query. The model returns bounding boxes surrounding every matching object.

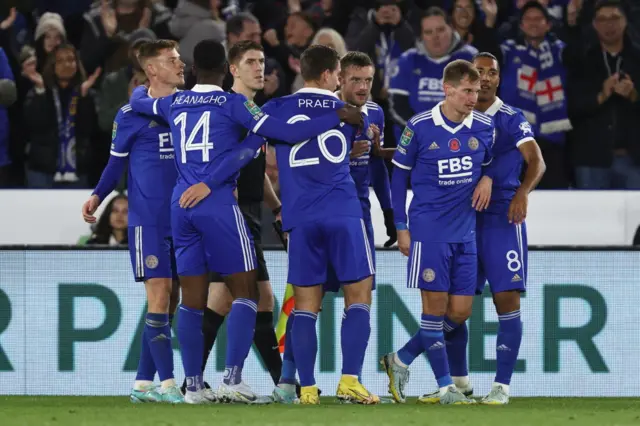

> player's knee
[493,290,521,315]
[447,295,474,322]
[421,291,448,316]
[145,278,172,312]
[293,285,323,313]
[225,270,259,301]
[343,277,373,307]
[207,282,232,315]
[257,281,275,312]
[180,274,209,310]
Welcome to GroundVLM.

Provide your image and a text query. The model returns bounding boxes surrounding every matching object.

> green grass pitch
[1,397,640,426]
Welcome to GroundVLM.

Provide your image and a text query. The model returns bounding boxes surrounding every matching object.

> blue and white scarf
[500,36,572,143]
[52,87,79,182]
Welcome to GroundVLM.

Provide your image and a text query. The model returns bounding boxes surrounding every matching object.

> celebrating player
[128,40,363,404]
[187,40,286,393]
[81,40,185,404]
[419,52,544,405]
[381,59,494,405]
[271,51,392,404]
[258,45,378,405]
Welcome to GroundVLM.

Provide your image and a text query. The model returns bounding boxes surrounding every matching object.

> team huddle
[82,35,545,406]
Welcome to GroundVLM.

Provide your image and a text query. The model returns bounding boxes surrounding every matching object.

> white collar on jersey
[297,87,339,98]
[334,90,369,114]
[191,84,224,93]
[484,97,504,117]
[431,101,474,134]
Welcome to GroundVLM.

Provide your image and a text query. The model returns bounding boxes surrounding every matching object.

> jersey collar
[191,84,224,93]
[431,101,474,134]
[334,90,369,115]
[297,87,339,98]
[484,97,503,117]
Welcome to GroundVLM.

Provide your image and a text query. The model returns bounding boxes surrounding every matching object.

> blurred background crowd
[0,0,638,202]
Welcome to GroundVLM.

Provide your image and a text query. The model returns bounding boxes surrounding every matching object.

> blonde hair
[311,28,347,58]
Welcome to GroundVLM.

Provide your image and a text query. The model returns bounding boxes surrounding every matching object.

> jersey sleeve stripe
[473,113,493,125]
[110,150,129,157]
[252,114,269,133]
[409,112,432,125]
[388,88,410,96]
[411,115,433,126]
[515,137,535,147]
[482,158,493,166]
[499,106,516,115]
[392,159,412,170]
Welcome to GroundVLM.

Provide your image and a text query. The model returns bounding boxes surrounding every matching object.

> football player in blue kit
[425,52,545,405]
[128,40,363,404]
[82,40,185,404]
[254,45,378,405]
[271,51,393,405]
[381,59,494,405]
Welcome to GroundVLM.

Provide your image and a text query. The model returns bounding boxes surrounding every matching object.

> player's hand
[82,195,101,223]
[370,124,382,156]
[350,140,369,159]
[472,175,492,211]
[397,229,410,256]
[508,188,528,224]
[179,182,211,209]
[337,104,364,127]
[383,209,397,247]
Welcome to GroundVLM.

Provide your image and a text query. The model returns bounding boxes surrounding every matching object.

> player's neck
[232,81,256,100]
[441,101,468,123]
[148,81,176,98]
[304,81,331,92]
[475,96,496,113]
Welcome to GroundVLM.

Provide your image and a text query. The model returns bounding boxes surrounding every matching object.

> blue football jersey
[129,84,344,206]
[392,103,494,243]
[348,100,386,220]
[261,87,364,231]
[482,97,535,213]
[110,104,177,227]
[388,42,478,115]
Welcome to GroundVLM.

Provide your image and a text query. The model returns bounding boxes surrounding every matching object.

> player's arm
[263,171,282,218]
[370,156,395,247]
[388,53,414,127]
[472,126,496,212]
[390,123,418,256]
[129,85,172,122]
[83,113,134,222]
[231,96,362,144]
[509,115,546,224]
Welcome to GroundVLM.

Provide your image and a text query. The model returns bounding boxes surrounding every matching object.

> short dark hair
[226,12,260,37]
[473,51,499,69]
[594,0,626,17]
[340,51,374,72]
[443,59,480,85]
[520,1,550,22]
[137,39,179,66]
[300,44,340,82]
[193,39,227,73]
[422,6,450,26]
[228,40,264,65]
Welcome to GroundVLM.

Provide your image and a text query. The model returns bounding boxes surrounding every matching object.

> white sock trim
[133,380,154,391]
[452,376,470,389]
[493,382,510,395]
[160,378,176,389]
[439,384,455,396]
[393,352,408,368]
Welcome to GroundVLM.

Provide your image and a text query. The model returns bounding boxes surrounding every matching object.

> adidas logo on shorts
[511,273,522,282]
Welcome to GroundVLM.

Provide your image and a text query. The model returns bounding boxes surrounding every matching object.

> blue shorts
[324,218,376,293]
[407,240,477,295]
[127,225,177,282]
[171,200,257,277]
[476,213,527,295]
[288,217,375,287]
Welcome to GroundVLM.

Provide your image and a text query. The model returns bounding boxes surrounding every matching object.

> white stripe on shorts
[233,205,255,272]
[135,226,143,279]
[360,219,375,275]
[516,223,525,288]
[408,241,421,288]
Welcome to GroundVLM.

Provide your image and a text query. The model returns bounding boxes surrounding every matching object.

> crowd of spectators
[0,0,638,191]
